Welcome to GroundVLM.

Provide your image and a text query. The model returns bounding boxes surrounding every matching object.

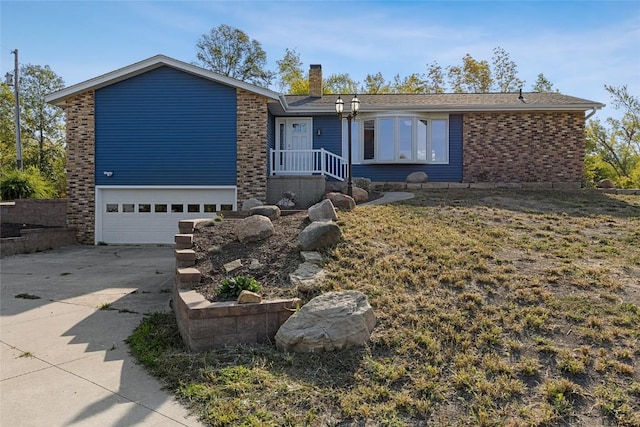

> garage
[96,187,236,244]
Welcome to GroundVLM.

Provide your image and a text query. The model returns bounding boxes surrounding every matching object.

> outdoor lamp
[335,94,360,198]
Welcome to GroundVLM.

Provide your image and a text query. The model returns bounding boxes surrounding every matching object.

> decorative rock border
[172,218,301,352]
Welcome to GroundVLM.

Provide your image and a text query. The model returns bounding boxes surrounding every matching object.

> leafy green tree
[323,73,358,94]
[275,48,308,94]
[1,65,66,197]
[361,72,392,94]
[585,85,640,188]
[532,73,556,93]
[195,24,274,87]
[447,54,493,93]
[425,61,446,94]
[491,47,524,92]
[0,83,16,170]
[19,64,65,177]
[392,73,428,94]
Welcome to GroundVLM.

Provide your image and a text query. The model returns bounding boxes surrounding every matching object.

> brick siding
[64,91,96,244]
[236,89,269,205]
[463,112,585,184]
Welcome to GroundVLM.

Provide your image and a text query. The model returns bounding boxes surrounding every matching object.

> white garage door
[96,187,236,244]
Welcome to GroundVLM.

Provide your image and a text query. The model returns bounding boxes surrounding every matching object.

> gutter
[585,105,603,120]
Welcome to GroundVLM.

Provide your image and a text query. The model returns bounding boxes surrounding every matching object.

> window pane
[187,204,200,213]
[220,204,233,211]
[122,204,134,213]
[378,118,394,161]
[398,118,413,160]
[204,204,217,213]
[364,120,375,160]
[154,204,167,213]
[431,120,448,162]
[138,204,151,213]
[106,204,118,213]
[171,204,183,213]
[417,120,428,161]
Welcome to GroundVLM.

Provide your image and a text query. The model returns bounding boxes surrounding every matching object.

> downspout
[585,105,602,120]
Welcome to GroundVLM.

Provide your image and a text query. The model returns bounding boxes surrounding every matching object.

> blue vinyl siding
[310,113,463,182]
[95,66,237,186]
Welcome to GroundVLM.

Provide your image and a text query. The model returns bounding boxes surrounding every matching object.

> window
[138,204,151,213]
[204,204,217,213]
[343,115,449,164]
[171,204,183,213]
[154,204,167,213]
[123,204,135,213]
[187,204,200,213]
[106,204,118,213]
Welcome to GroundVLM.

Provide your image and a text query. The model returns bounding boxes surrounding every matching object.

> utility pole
[10,49,22,170]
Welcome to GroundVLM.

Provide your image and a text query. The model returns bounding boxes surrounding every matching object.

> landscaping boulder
[297,221,342,251]
[406,171,428,184]
[241,198,263,211]
[237,290,262,304]
[326,192,356,211]
[308,199,338,222]
[234,215,274,243]
[353,177,373,193]
[289,262,326,293]
[597,179,616,189]
[275,290,376,353]
[346,187,369,204]
[249,205,281,220]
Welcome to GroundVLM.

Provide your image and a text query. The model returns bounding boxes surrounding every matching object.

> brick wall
[463,111,585,185]
[236,89,269,205]
[64,91,96,244]
[0,199,67,226]
[309,65,322,97]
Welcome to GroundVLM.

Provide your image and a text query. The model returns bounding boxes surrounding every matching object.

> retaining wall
[172,219,300,352]
[1,227,77,258]
[0,199,67,226]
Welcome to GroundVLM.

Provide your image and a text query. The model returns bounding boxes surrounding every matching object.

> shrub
[0,168,54,200]
[218,276,260,298]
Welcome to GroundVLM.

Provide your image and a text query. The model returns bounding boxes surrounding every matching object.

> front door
[276,118,313,173]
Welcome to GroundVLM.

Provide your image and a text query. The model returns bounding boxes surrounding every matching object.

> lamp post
[335,94,359,197]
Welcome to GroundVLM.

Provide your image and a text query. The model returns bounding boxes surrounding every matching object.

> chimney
[309,64,322,97]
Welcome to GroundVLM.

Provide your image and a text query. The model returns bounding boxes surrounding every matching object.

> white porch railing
[269,149,347,181]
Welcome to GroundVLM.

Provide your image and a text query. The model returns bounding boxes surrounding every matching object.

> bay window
[343,115,449,164]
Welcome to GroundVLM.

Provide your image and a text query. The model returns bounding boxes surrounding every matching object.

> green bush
[0,168,54,200]
[218,276,260,298]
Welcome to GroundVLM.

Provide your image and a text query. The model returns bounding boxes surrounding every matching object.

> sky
[1,0,639,121]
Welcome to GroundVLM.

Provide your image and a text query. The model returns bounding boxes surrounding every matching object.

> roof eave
[281,103,605,114]
[45,54,281,106]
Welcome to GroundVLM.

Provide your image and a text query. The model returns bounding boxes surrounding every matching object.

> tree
[362,72,391,94]
[0,64,66,197]
[195,24,273,87]
[275,48,307,94]
[447,54,492,93]
[323,73,359,94]
[585,85,640,188]
[425,61,446,94]
[532,73,556,92]
[19,64,65,177]
[491,47,524,92]
[392,73,428,94]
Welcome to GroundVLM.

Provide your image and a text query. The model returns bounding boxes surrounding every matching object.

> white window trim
[341,113,450,165]
[275,117,313,151]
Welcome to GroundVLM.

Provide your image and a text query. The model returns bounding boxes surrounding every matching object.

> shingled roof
[276,92,604,114]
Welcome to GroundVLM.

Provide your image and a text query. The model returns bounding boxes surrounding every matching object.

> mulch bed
[191,211,312,302]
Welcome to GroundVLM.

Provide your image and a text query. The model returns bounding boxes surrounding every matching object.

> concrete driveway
[0,245,203,427]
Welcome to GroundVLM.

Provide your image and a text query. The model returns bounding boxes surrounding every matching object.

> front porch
[269,149,347,181]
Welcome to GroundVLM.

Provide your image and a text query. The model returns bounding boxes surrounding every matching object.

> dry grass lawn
[129,189,640,427]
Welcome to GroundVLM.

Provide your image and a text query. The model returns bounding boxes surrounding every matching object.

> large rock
[289,262,326,293]
[234,215,274,243]
[308,199,338,222]
[597,179,615,189]
[249,205,281,220]
[275,290,376,353]
[346,187,369,204]
[241,198,263,211]
[297,221,342,251]
[326,192,356,211]
[406,171,428,184]
[353,177,373,193]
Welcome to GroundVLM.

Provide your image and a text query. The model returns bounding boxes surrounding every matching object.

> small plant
[218,276,260,298]
[98,302,114,310]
